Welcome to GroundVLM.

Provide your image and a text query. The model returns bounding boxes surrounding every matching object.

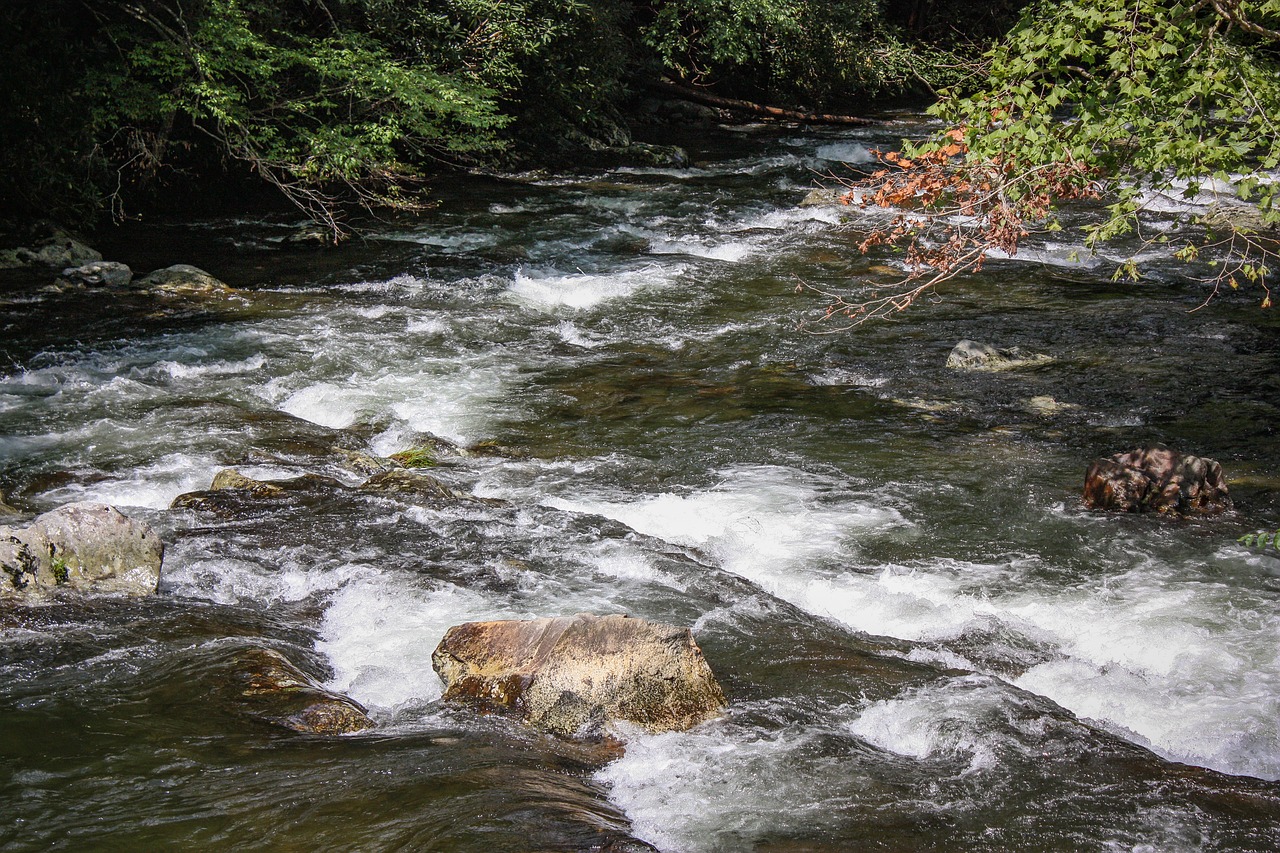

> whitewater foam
[507,264,687,312]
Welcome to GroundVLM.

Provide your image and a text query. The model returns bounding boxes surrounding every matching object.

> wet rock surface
[57,260,134,289]
[171,471,346,515]
[946,339,1054,371]
[134,264,248,303]
[0,502,163,599]
[1083,445,1232,515]
[210,468,287,496]
[229,646,373,735]
[433,613,727,738]
[0,230,102,270]
[357,468,505,506]
[798,187,853,207]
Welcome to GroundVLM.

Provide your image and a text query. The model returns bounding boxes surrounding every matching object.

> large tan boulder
[1083,445,1231,515]
[134,264,239,299]
[1,502,163,598]
[433,613,727,738]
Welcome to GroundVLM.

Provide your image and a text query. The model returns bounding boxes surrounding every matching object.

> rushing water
[3,120,1280,851]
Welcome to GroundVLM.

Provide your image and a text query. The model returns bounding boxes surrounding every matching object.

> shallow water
[3,121,1280,851]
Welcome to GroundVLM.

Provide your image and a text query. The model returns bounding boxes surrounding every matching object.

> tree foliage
[0,0,1022,234]
[640,0,1002,105]
[830,0,1280,322]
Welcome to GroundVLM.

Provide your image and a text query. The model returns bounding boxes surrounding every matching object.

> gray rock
[433,613,727,738]
[1,502,163,599]
[1200,201,1275,234]
[0,234,102,270]
[59,261,133,288]
[946,339,1054,371]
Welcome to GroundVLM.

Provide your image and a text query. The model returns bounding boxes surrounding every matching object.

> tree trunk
[651,79,885,127]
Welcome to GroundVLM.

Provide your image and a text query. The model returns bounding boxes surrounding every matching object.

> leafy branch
[813,0,1280,325]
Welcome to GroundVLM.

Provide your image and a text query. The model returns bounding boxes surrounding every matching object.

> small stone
[1025,396,1079,415]
[799,188,856,207]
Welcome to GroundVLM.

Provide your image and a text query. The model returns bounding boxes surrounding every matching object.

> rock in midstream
[133,264,245,301]
[229,646,373,735]
[0,502,163,599]
[1083,445,1231,515]
[946,339,1054,371]
[57,260,134,289]
[171,465,501,515]
[170,469,343,515]
[433,613,727,739]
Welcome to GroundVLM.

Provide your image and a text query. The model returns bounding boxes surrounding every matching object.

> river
[2,119,1279,851]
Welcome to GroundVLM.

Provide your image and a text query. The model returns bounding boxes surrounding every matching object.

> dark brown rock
[171,471,345,514]
[433,613,727,738]
[232,647,373,735]
[1083,445,1231,515]
[358,469,505,507]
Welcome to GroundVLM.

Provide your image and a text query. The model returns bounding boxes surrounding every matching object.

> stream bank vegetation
[0,0,1012,241]
[821,0,1280,324]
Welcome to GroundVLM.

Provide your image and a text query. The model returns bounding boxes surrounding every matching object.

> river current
[2,121,1279,851]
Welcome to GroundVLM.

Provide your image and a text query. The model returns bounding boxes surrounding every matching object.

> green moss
[51,555,69,585]
[389,446,437,468]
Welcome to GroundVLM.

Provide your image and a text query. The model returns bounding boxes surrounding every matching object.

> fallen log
[652,78,885,127]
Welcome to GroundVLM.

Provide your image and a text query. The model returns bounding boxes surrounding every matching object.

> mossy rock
[388,446,437,468]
